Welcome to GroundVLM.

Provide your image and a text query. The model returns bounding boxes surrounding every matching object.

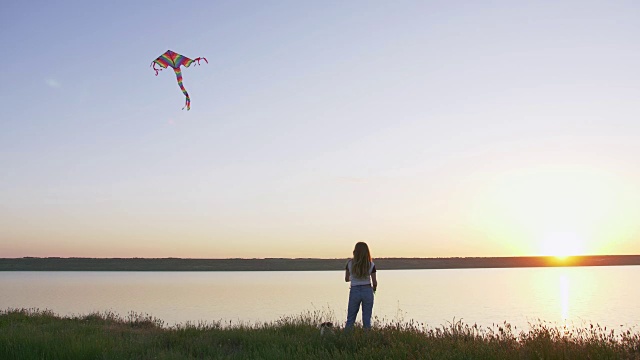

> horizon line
[4,254,640,260]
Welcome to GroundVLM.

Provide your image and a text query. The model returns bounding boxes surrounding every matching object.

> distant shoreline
[1,255,639,271]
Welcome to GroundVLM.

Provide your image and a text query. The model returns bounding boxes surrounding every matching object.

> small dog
[319,322,334,336]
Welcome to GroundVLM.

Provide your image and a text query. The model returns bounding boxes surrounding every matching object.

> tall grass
[1,308,639,359]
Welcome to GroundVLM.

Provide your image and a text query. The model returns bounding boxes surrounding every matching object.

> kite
[151,50,208,110]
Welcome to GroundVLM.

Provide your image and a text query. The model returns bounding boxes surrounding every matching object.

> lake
[1,266,639,330]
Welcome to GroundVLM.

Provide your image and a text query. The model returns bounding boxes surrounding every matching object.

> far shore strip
[1,255,639,271]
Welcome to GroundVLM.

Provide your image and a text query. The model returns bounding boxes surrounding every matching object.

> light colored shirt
[346,259,376,286]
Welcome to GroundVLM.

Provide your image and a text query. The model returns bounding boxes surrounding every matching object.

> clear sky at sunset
[2,1,640,259]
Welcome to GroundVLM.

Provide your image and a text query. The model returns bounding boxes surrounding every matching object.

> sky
[1,1,640,259]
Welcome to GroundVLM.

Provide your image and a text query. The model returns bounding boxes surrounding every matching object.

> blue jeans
[345,285,374,329]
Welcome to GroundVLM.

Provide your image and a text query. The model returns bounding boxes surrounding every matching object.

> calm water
[1,266,639,330]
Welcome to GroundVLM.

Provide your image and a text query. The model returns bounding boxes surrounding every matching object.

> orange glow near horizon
[2,165,639,259]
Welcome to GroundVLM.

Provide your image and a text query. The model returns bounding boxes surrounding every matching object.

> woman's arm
[371,272,377,291]
[345,260,351,282]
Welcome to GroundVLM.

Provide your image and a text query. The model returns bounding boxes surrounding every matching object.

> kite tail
[151,62,163,76]
[194,57,208,66]
[173,67,191,110]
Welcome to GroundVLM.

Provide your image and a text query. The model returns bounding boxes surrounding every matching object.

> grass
[1,308,639,359]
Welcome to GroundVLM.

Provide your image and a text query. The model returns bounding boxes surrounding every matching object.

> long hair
[352,242,372,278]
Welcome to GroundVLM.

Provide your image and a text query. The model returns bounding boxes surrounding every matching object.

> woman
[344,242,377,329]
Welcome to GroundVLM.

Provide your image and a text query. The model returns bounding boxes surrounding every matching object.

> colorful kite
[151,50,208,110]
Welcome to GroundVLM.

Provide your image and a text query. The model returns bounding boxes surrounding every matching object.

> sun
[468,164,640,257]
[540,231,585,259]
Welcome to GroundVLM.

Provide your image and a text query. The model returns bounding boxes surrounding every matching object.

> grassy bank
[1,309,639,359]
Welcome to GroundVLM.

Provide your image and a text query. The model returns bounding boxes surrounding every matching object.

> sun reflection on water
[559,274,569,322]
